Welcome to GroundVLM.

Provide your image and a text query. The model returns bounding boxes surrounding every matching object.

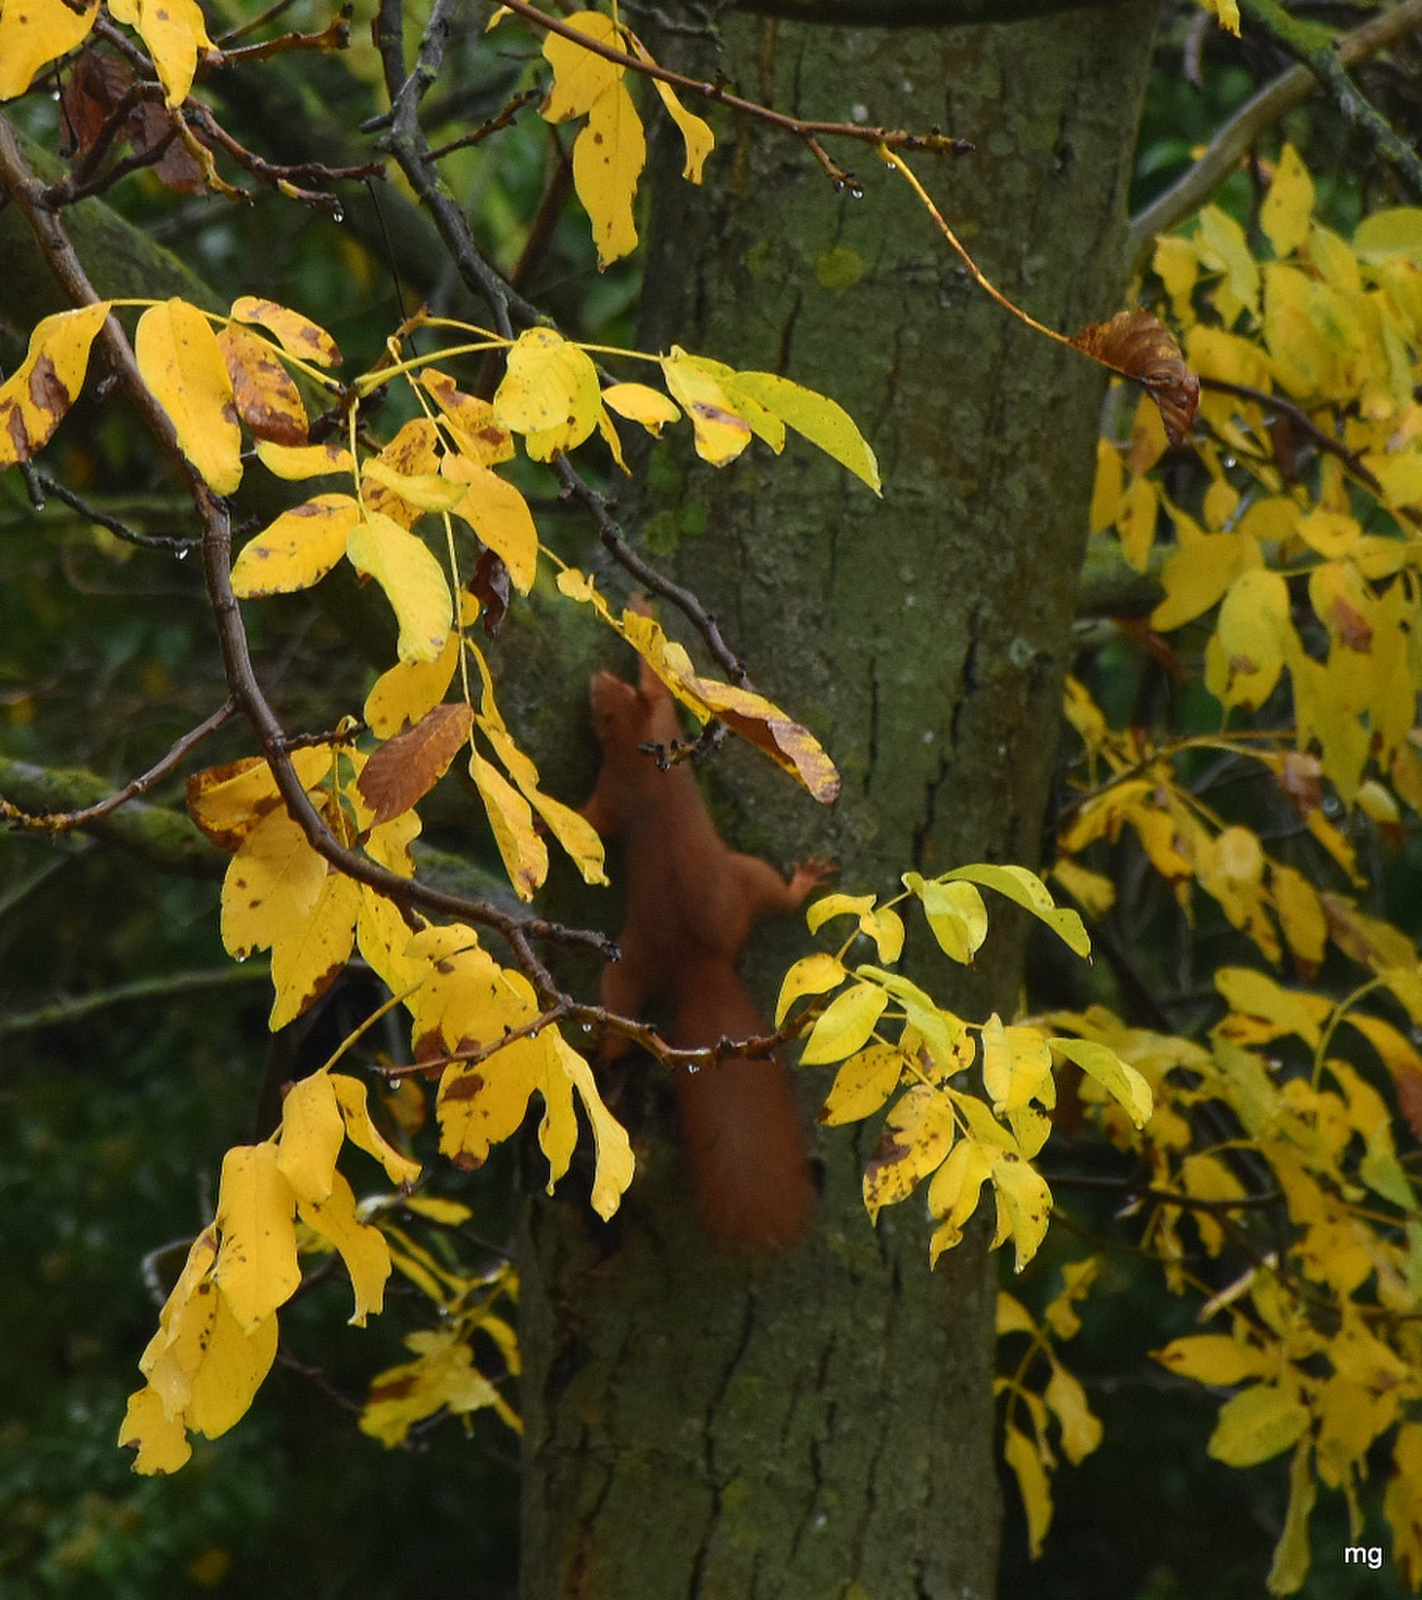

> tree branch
[1127,0,1422,269]
[1239,0,1422,199]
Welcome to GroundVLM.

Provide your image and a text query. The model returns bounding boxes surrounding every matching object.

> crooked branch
[1128,0,1422,267]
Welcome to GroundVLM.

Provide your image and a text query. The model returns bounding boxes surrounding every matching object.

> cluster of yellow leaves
[359,1197,521,1446]
[777,865,1151,1272]
[997,1261,1103,1558]
[119,1068,419,1473]
[1095,147,1422,807]
[1051,705,1422,1590]
[1046,985,1422,1593]
[533,10,713,268]
[0,0,211,106]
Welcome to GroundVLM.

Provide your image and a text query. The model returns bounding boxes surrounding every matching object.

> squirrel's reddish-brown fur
[582,658,831,1253]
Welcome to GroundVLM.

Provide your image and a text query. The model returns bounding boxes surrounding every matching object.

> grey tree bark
[518,3,1161,1597]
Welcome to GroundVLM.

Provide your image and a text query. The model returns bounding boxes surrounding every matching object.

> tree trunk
[519,5,1161,1596]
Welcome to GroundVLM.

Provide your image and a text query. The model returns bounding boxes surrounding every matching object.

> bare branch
[1128,0,1422,269]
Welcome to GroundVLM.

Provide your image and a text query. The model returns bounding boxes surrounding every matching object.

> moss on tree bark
[519,4,1160,1596]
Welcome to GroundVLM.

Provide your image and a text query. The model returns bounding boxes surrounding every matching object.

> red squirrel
[582,655,833,1253]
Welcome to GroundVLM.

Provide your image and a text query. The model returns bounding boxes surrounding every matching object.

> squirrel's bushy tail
[673,969,813,1254]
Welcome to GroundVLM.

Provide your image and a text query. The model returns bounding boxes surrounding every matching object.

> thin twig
[1238,0,1422,201]
[2,698,238,834]
[493,0,972,167]
[28,471,202,554]
[0,964,270,1041]
[1128,0,1422,267]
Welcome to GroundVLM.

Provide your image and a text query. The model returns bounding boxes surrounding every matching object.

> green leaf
[727,370,881,493]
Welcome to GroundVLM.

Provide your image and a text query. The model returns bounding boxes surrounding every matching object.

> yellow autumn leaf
[255,438,354,480]
[217,324,308,447]
[540,9,622,123]
[862,1084,956,1218]
[231,295,340,367]
[274,1068,344,1207]
[438,1034,548,1168]
[476,710,607,886]
[419,370,515,465]
[820,1042,908,1126]
[185,1300,278,1439]
[360,1328,515,1446]
[0,0,98,101]
[1115,473,1157,570]
[492,327,601,459]
[219,804,327,961]
[944,863,1090,959]
[1152,524,1261,632]
[988,1142,1053,1270]
[1260,144,1314,259]
[548,1031,635,1218]
[1154,1333,1274,1386]
[1216,966,1330,1047]
[659,347,753,465]
[774,951,848,1026]
[1003,1423,1054,1558]
[1208,1383,1310,1467]
[187,747,334,851]
[347,511,452,664]
[601,381,681,435]
[904,872,988,964]
[362,458,464,514]
[119,1384,193,1475]
[330,1072,421,1188]
[981,1014,1054,1115]
[927,1135,994,1261]
[363,632,460,739]
[1205,566,1293,712]
[728,369,881,494]
[1270,862,1327,967]
[298,1170,391,1326]
[107,0,211,104]
[135,298,242,493]
[1198,203,1260,318]
[0,301,110,467]
[1044,1363,1102,1464]
[445,454,540,591]
[469,749,547,898]
[403,926,537,1058]
[619,30,714,182]
[574,81,646,269]
[1268,1439,1316,1596]
[213,1142,302,1333]
[231,494,361,597]
[800,980,889,1066]
[1049,1037,1152,1125]
[268,865,361,1029]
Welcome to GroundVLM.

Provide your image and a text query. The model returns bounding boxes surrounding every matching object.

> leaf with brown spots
[0,302,111,468]
[357,702,474,826]
[1070,308,1200,446]
[230,295,341,368]
[218,324,308,447]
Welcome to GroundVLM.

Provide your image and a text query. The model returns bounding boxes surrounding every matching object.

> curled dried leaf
[1070,308,1200,446]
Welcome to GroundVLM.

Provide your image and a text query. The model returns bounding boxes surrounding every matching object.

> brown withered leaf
[1070,308,1200,447]
[61,49,129,158]
[218,324,309,447]
[357,702,474,826]
[61,48,205,195]
[470,547,511,636]
[1395,1064,1422,1142]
